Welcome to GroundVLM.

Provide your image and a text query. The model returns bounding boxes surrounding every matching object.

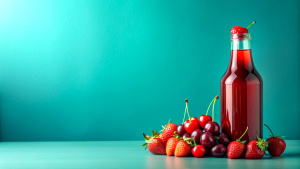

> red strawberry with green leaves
[231,21,256,34]
[245,135,268,159]
[143,130,166,155]
[264,124,286,156]
[231,26,248,34]
[160,120,178,145]
[174,138,194,157]
[227,127,248,159]
[174,141,191,157]
[166,135,181,156]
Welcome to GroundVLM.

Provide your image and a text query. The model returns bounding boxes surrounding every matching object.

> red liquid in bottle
[221,34,262,142]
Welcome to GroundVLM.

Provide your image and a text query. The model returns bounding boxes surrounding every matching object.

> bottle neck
[230,39,254,71]
[231,38,251,50]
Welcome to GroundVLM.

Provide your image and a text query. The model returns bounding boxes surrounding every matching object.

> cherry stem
[212,95,218,122]
[246,21,256,29]
[182,99,191,123]
[206,98,215,115]
[238,126,248,141]
[264,124,274,137]
[182,107,187,124]
[212,99,216,122]
[186,101,191,120]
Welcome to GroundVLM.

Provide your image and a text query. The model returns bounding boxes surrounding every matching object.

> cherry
[210,144,227,157]
[191,129,203,144]
[205,148,211,156]
[204,95,220,135]
[218,133,230,146]
[183,99,200,134]
[184,119,200,134]
[231,21,256,34]
[204,121,220,136]
[177,124,187,137]
[192,145,206,158]
[182,133,192,144]
[190,117,198,121]
[182,133,191,140]
[200,132,215,148]
[199,115,212,129]
[199,95,219,129]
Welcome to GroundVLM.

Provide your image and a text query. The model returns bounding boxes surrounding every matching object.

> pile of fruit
[142,96,286,159]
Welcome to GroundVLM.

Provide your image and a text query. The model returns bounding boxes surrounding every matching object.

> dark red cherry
[182,133,191,140]
[218,133,230,146]
[210,144,227,157]
[205,148,211,156]
[200,132,215,148]
[177,124,187,137]
[182,133,192,144]
[191,129,203,143]
[204,121,220,136]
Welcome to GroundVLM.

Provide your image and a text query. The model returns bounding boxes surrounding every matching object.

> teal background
[0,0,299,141]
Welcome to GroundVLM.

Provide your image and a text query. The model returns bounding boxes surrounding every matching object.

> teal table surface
[0,140,299,169]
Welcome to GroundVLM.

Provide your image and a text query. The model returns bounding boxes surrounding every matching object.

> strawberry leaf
[160,126,165,132]
[173,132,182,140]
[184,137,196,147]
[142,142,148,150]
[143,133,151,140]
[240,140,246,144]
[256,137,268,152]
[160,119,172,132]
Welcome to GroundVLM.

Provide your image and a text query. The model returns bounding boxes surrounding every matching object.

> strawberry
[227,141,246,159]
[245,136,268,159]
[267,137,286,156]
[264,124,286,156]
[160,120,178,144]
[174,138,194,157]
[143,130,166,155]
[231,21,256,34]
[231,26,248,34]
[158,133,169,145]
[166,137,180,156]
[227,127,248,159]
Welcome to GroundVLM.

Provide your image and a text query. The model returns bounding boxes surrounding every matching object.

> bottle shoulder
[221,69,262,85]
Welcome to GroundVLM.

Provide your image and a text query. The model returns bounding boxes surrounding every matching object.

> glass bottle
[221,33,262,142]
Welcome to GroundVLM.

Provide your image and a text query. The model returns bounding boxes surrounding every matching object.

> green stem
[186,102,191,120]
[246,21,256,29]
[182,107,187,124]
[212,99,216,122]
[237,127,248,141]
[206,98,215,115]
[264,124,274,137]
